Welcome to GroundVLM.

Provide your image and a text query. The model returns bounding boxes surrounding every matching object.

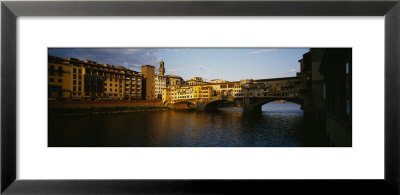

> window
[58,79,62,83]
[78,81,81,85]
[49,78,54,82]
[73,80,76,85]
[49,65,55,76]
[78,69,82,74]
[345,62,351,117]
[57,67,63,76]
[73,68,76,73]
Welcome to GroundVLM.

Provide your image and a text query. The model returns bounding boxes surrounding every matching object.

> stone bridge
[242,95,302,112]
[169,95,235,111]
[169,94,302,112]
[167,76,303,112]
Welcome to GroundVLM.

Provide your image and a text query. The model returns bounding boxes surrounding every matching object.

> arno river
[49,103,304,147]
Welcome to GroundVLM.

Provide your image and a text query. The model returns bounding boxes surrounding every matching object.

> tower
[141,65,155,101]
[159,60,165,76]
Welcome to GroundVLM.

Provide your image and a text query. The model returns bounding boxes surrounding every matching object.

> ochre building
[48,56,143,101]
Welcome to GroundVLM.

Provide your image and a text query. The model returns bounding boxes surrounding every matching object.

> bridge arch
[243,97,303,113]
[204,99,235,111]
[253,98,303,108]
[169,100,196,109]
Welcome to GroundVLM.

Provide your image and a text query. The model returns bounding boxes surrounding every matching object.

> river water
[49,103,304,147]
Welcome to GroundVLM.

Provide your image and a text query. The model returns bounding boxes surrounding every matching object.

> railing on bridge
[172,94,235,104]
[172,92,299,103]
[241,91,300,99]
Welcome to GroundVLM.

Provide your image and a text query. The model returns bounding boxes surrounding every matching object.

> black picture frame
[1,0,399,194]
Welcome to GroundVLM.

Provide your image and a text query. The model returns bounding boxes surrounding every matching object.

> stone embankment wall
[49,100,167,116]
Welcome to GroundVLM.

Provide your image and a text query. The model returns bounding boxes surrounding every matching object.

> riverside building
[186,77,208,85]
[48,56,143,101]
[141,65,156,101]
[154,61,167,100]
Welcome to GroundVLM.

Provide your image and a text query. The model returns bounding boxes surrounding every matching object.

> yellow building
[162,88,171,104]
[70,60,85,100]
[48,56,143,101]
[186,77,207,85]
[162,85,216,104]
[48,56,74,100]
[193,86,201,98]
[199,86,213,98]
[162,86,193,104]
[193,86,212,99]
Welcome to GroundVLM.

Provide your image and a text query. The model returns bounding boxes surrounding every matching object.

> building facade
[48,56,143,101]
[48,56,74,100]
[154,61,167,100]
[186,77,207,85]
[141,65,156,101]
[298,48,352,146]
[155,75,167,100]
[166,75,184,87]
[209,79,227,83]
[124,69,143,100]
[319,48,352,146]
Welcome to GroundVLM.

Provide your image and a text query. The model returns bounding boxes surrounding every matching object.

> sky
[48,48,309,81]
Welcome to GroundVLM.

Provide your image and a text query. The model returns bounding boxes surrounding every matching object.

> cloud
[161,48,181,52]
[196,65,204,70]
[120,49,143,54]
[48,48,163,72]
[251,49,277,55]
[279,69,298,76]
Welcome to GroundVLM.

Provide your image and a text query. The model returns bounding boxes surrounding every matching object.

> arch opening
[204,99,235,111]
[261,100,303,114]
[169,101,196,110]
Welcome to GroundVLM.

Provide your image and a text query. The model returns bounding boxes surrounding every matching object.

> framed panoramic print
[2,0,400,194]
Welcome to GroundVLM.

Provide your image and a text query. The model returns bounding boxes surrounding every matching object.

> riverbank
[48,100,168,117]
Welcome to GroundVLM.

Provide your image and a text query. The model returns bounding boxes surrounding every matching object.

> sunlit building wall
[48,56,73,100]
[48,56,143,101]
[166,75,184,87]
[186,77,208,85]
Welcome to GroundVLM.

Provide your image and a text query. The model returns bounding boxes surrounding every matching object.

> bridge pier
[195,101,219,111]
[242,98,262,113]
[243,104,261,113]
[195,102,207,111]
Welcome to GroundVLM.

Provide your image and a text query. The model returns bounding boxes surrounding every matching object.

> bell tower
[159,60,165,76]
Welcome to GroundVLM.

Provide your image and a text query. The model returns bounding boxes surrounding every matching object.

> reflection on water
[49,103,303,147]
